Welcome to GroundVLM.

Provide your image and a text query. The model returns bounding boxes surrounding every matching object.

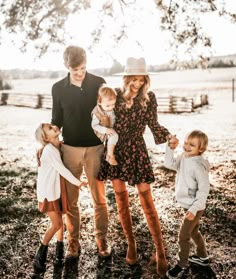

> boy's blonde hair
[35,123,47,146]
[187,130,208,154]
[63,46,87,68]
[97,84,117,104]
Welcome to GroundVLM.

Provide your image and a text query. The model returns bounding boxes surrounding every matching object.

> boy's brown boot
[138,189,168,278]
[115,190,137,265]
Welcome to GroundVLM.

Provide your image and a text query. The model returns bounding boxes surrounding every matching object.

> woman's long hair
[121,75,150,109]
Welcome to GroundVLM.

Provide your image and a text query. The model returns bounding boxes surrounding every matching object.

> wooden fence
[0,92,52,109]
[157,94,208,113]
[0,91,208,113]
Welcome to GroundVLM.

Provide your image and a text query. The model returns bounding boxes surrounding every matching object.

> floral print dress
[97,89,170,186]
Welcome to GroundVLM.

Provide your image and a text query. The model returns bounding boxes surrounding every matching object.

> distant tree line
[0,70,67,80]
[150,53,236,71]
[0,53,236,86]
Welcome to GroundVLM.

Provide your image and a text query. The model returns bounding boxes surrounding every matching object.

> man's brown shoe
[65,239,81,258]
[96,238,111,257]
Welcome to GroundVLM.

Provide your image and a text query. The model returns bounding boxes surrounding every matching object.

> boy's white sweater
[37,143,81,202]
[164,145,210,216]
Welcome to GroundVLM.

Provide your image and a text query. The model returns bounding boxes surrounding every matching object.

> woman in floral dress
[97,57,178,278]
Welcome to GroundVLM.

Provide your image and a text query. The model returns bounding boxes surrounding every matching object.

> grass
[0,161,235,278]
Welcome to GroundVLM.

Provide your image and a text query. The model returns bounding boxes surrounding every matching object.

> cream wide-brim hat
[114,57,157,76]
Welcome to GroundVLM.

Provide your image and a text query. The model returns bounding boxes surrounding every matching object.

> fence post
[37,94,43,108]
[190,98,194,112]
[232,78,235,103]
[200,94,208,106]
[1,92,9,105]
[169,96,174,113]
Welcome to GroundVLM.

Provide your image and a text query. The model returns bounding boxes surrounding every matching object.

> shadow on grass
[96,252,143,279]
[0,164,235,278]
[189,263,217,279]
[63,256,79,278]
[0,165,40,277]
[0,165,38,220]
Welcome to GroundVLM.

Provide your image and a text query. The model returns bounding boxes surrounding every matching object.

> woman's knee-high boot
[138,189,168,278]
[115,190,137,265]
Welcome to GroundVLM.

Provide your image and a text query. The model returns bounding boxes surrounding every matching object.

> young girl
[34,123,86,273]
[91,84,118,165]
[164,130,210,278]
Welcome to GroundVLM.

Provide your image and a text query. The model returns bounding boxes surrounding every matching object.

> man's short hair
[63,46,87,68]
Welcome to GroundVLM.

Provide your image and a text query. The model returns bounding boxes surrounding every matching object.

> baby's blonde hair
[187,130,208,154]
[35,123,47,146]
[97,84,117,104]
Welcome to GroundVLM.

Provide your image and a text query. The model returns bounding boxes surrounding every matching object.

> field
[0,67,235,278]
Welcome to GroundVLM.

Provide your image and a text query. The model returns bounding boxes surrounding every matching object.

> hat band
[126,68,148,73]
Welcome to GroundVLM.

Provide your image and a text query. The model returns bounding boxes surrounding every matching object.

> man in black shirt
[52,46,111,258]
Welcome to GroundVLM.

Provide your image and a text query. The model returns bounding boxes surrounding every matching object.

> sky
[0,0,236,71]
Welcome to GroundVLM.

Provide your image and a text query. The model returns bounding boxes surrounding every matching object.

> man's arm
[51,83,63,128]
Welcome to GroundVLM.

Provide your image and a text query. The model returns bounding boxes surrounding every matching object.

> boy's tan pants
[178,209,207,267]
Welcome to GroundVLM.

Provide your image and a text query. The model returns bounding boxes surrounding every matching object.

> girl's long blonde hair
[122,75,150,109]
[35,123,47,146]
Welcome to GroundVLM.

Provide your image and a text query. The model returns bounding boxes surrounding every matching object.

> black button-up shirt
[51,72,105,147]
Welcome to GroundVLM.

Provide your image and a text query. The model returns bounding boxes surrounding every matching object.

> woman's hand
[167,134,179,149]
[78,180,88,190]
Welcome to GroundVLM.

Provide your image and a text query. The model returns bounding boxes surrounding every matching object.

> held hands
[167,134,179,149]
[185,211,195,221]
[78,179,88,190]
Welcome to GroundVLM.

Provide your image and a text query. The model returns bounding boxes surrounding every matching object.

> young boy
[91,84,118,165]
[164,130,210,279]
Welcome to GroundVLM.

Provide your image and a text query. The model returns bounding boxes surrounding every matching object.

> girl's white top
[164,144,210,216]
[36,143,81,202]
